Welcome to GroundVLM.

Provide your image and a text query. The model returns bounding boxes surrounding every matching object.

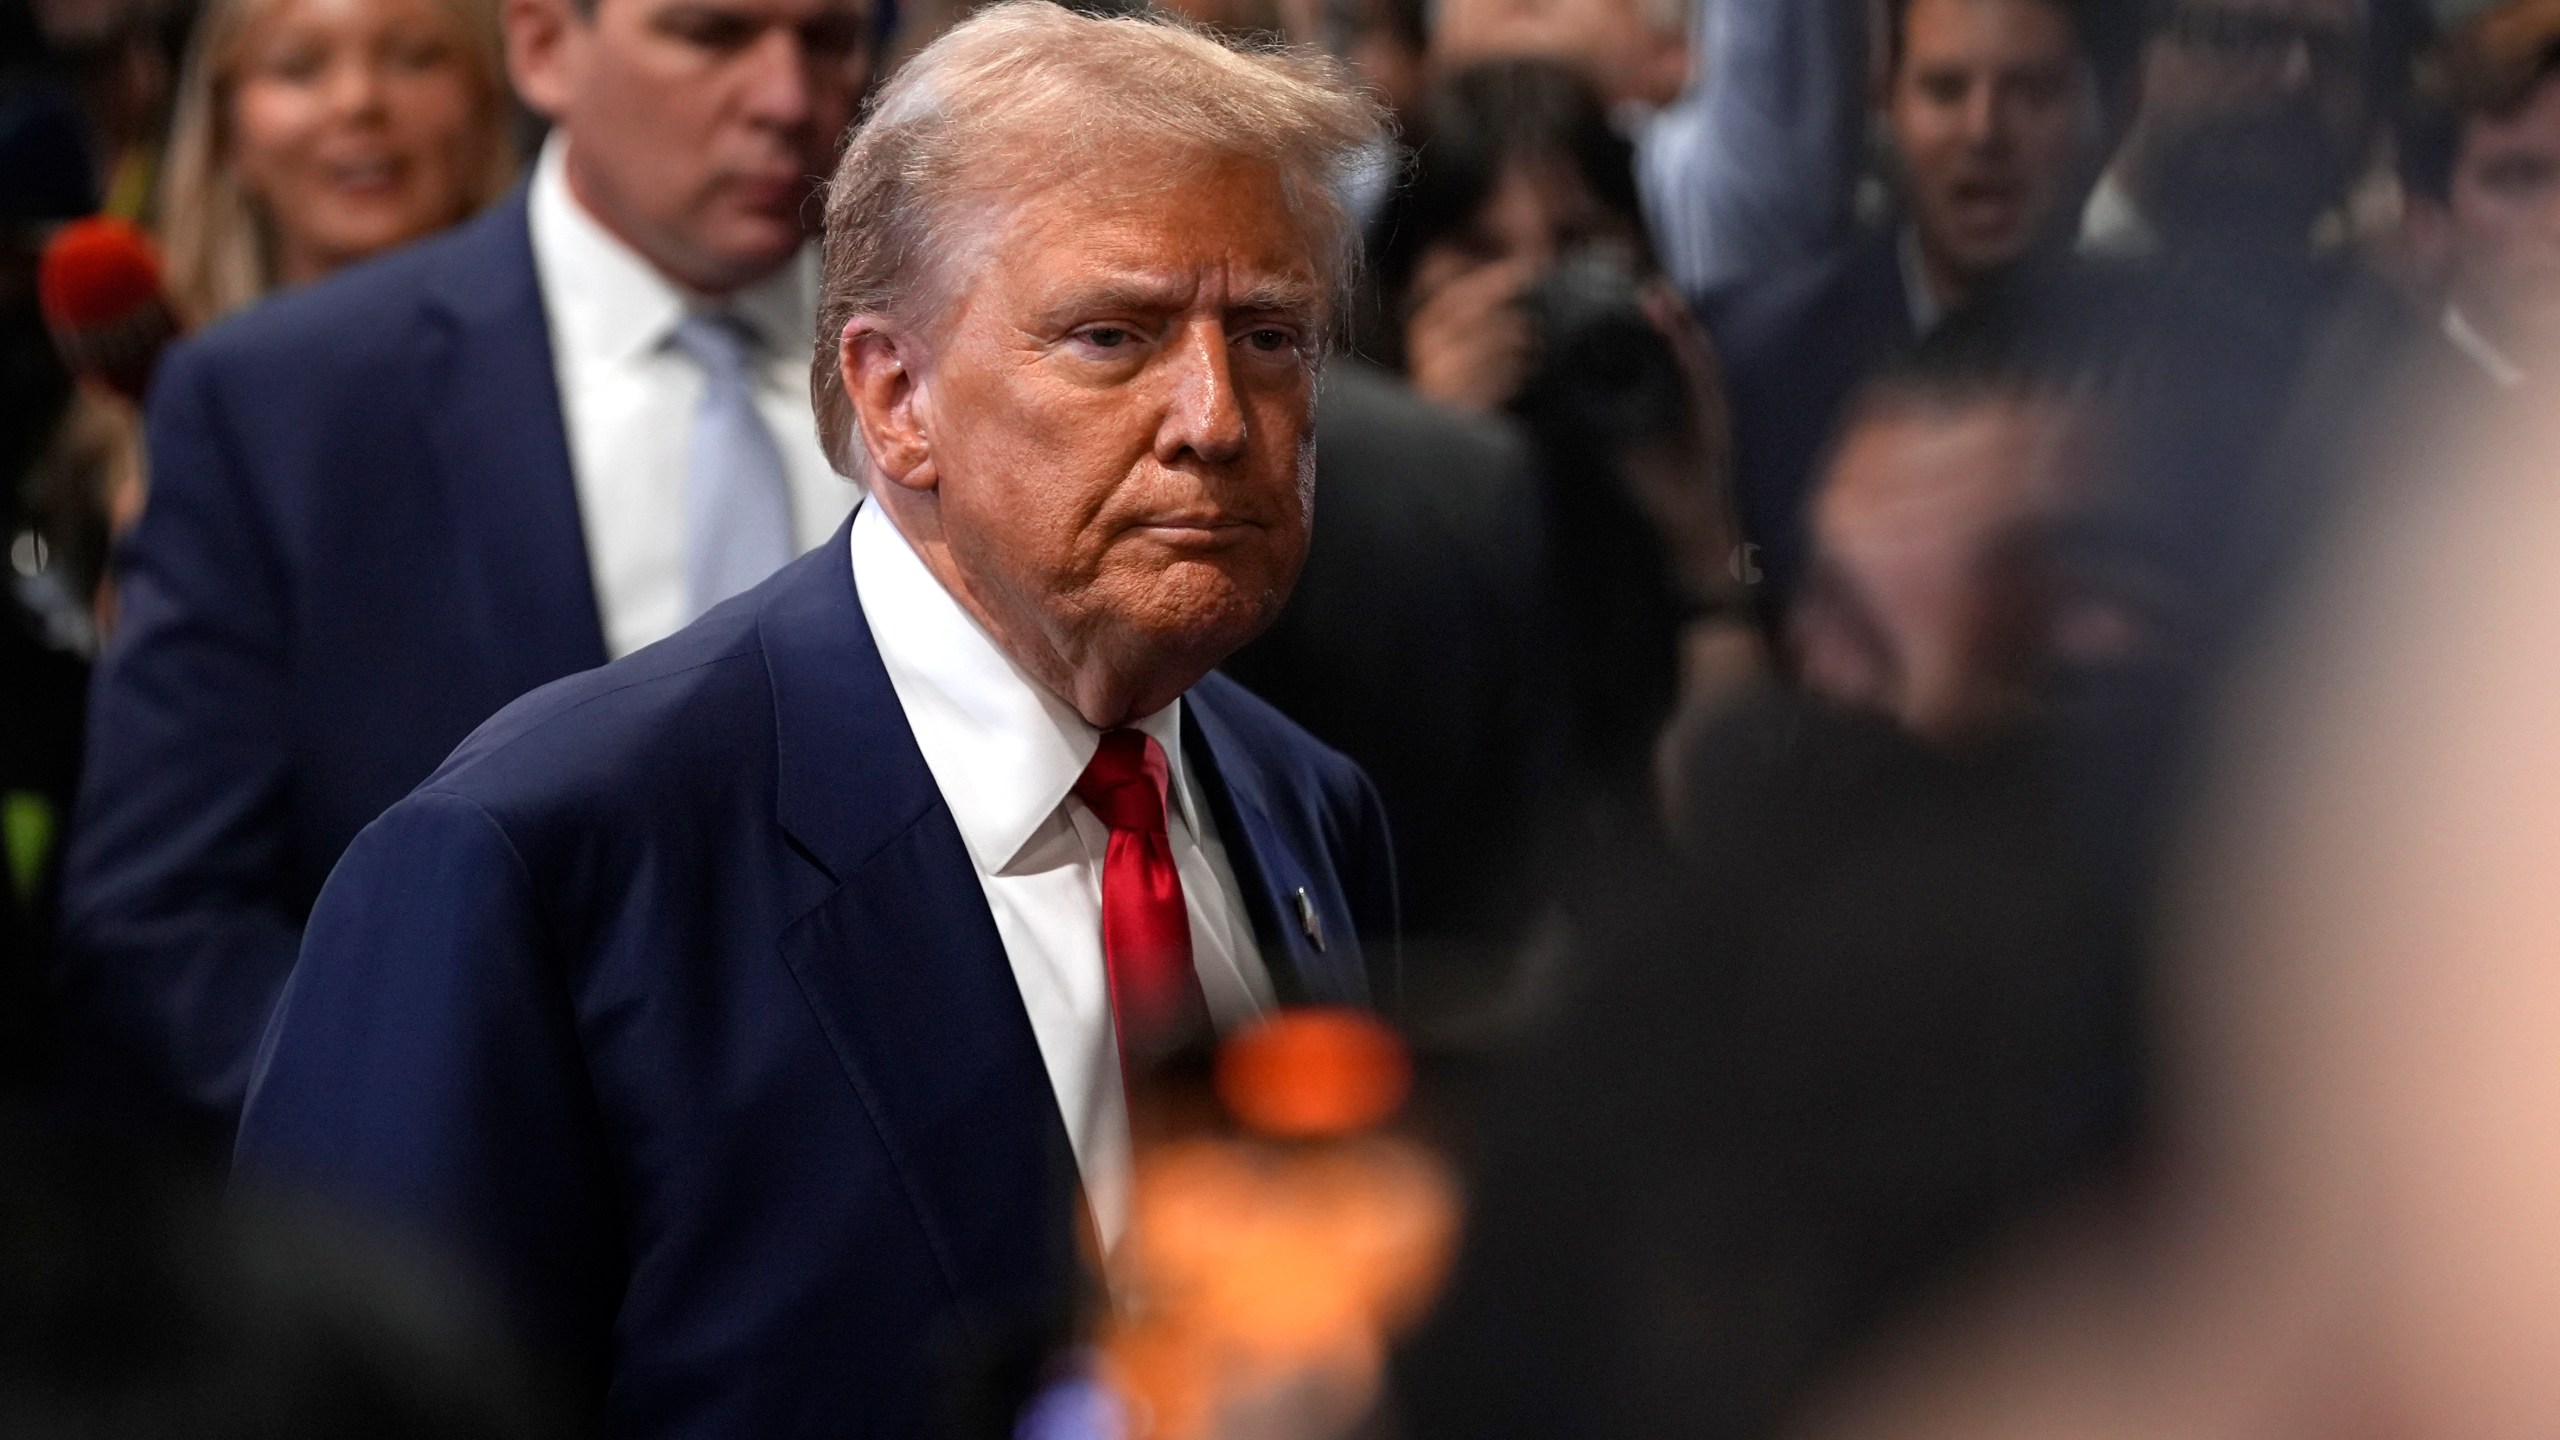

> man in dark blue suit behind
[1703,0,2126,611]
[235,5,1398,1432]
[59,0,877,1139]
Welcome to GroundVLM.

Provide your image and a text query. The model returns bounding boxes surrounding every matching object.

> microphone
[39,217,184,403]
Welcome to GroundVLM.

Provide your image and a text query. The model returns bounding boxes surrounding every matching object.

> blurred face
[1793,395,2082,747]
[1889,0,2094,294]
[1417,155,1631,284]
[2444,72,2560,362]
[846,154,1328,726]
[506,0,872,295]
[2130,0,2369,239]
[1430,0,1687,108]
[229,0,490,284]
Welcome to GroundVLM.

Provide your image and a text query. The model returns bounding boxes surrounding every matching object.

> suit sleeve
[59,341,307,1135]
[235,790,621,1397]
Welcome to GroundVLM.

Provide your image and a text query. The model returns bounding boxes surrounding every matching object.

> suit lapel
[1184,686,1371,1010]
[415,187,610,686]
[759,537,1077,1331]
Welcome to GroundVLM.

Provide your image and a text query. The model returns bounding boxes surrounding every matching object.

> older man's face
[898,154,1326,720]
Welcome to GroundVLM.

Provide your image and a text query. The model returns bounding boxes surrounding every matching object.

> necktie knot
[668,311,759,386]
[1074,729,1171,835]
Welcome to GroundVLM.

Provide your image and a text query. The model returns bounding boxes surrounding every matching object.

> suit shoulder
[420,604,772,830]
[161,200,522,387]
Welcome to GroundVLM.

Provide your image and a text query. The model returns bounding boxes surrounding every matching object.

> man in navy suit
[59,0,877,1136]
[234,5,1397,1432]
[1704,0,2124,611]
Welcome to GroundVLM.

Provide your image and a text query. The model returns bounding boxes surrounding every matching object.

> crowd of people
[4,0,2560,1432]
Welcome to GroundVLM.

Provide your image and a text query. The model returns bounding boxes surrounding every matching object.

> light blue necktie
[669,312,797,620]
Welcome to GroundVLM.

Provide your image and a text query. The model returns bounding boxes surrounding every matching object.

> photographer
[1368,58,1752,820]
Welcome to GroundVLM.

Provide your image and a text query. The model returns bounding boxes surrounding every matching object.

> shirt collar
[848,500,1198,876]
[2444,303,2528,389]
[527,131,819,370]
[2078,169,2162,262]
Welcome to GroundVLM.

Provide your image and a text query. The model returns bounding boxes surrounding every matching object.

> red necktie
[1074,729,1208,1076]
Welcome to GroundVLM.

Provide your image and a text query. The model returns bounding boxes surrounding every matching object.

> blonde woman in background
[156,0,514,324]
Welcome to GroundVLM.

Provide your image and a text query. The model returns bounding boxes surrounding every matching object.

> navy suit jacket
[233,529,1400,1436]
[61,188,605,1135]
[1700,228,1919,611]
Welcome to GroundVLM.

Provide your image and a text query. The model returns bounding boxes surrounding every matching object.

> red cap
[39,217,167,331]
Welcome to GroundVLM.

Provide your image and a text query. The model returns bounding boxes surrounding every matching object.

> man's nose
[1157,323,1249,468]
[1962,82,2000,146]
[739,28,817,128]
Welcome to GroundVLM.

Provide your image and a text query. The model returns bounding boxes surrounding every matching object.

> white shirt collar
[527,131,818,368]
[2444,303,2528,389]
[2078,169,2162,262]
[848,499,1199,876]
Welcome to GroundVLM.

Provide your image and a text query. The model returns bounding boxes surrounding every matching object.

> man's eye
[1078,326,1132,349]
[1241,327,1297,353]
[659,9,761,50]
[798,12,867,56]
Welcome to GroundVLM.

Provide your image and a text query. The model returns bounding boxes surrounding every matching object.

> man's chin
[695,213,814,287]
[1109,562,1295,664]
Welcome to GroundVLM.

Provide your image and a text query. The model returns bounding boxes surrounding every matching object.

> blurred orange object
[1214,1007,1411,1139]
[1094,1009,1460,1440]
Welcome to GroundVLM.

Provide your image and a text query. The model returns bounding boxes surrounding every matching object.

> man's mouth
[1946,177,2028,237]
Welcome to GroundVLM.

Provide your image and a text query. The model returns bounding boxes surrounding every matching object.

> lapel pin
[1292,887,1326,953]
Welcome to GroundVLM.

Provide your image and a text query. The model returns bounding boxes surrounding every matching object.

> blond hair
[156,0,517,325]
[809,0,1389,477]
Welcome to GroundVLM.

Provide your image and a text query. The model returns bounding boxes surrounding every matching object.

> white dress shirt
[527,135,855,658]
[2078,169,2164,261]
[2445,303,2528,389]
[848,500,1275,1247]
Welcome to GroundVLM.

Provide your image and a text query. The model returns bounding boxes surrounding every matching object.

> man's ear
[840,318,936,491]
[505,0,585,122]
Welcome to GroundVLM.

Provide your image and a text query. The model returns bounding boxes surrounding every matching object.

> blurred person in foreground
[235,6,1396,1432]
[60,0,873,1143]
[1788,301,2128,752]
[1706,0,2130,612]
[0,1113,554,1439]
[1370,58,1751,819]
[155,0,518,325]
[2401,0,2560,389]
[1787,319,2560,1440]
[1394,301,2140,1440]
